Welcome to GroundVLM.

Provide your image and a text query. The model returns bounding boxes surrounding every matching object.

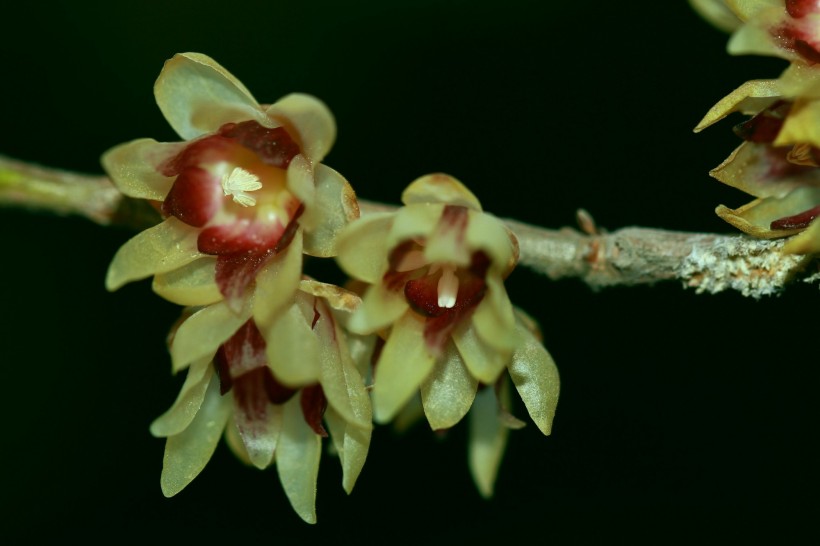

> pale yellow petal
[468,383,510,498]
[106,217,203,291]
[710,142,820,199]
[508,318,560,436]
[276,397,322,524]
[101,138,184,200]
[689,0,744,32]
[452,319,509,384]
[372,312,436,423]
[265,297,321,387]
[160,375,232,497]
[465,211,517,274]
[266,93,336,164]
[401,173,482,211]
[285,154,315,223]
[150,357,213,437]
[420,342,478,430]
[386,203,444,250]
[715,186,820,238]
[170,300,252,373]
[472,275,517,354]
[233,397,283,470]
[347,283,409,335]
[252,229,303,329]
[335,212,395,283]
[316,308,372,429]
[775,98,820,149]
[693,79,780,132]
[152,257,222,306]
[155,52,266,140]
[783,218,820,254]
[302,164,359,257]
[324,405,372,494]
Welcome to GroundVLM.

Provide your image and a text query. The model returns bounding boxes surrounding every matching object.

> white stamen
[221,167,262,207]
[437,265,459,309]
[396,249,428,272]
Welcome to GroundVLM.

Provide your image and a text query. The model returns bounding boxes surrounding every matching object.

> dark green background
[1,0,813,540]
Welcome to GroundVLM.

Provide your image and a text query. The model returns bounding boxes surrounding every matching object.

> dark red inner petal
[763,146,819,178]
[409,251,491,354]
[793,39,820,64]
[219,121,301,168]
[214,319,298,405]
[232,368,275,422]
[733,101,792,143]
[198,221,286,255]
[161,167,223,227]
[770,204,820,230]
[161,135,235,177]
[300,385,328,437]
[786,0,819,19]
[212,205,303,303]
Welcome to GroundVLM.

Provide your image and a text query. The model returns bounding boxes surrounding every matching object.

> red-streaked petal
[232,367,284,469]
[771,203,820,229]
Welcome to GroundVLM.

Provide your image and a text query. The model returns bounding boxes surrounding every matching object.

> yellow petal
[372,312,436,423]
[335,212,395,284]
[710,142,820,199]
[266,93,336,164]
[348,283,409,335]
[465,210,517,274]
[101,138,183,200]
[252,229,303,328]
[468,383,510,498]
[775,97,820,149]
[716,186,820,238]
[689,0,744,32]
[324,405,372,494]
[160,375,232,497]
[170,300,252,373]
[276,397,322,524]
[386,203,444,250]
[285,154,316,225]
[150,358,213,438]
[314,300,372,429]
[298,279,361,314]
[302,164,359,257]
[264,296,321,387]
[472,274,517,354]
[232,396,283,470]
[452,319,509,384]
[152,257,222,306]
[508,317,560,436]
[106,217,203,291]
[401,173,482,211]
[155,52,266,140]
[420,342,478,430]
[783,218,820,254]
[693,79,780,133]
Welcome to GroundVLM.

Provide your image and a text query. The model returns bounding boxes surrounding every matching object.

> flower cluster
[692,0,820,254]
[104,52,559,521]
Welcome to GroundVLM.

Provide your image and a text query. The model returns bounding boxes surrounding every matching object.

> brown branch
[1,154,815,297]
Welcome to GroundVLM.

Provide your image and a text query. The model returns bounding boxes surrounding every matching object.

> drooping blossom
[103,52,357,308]
[150,277,371,524]
[336,173,559,494]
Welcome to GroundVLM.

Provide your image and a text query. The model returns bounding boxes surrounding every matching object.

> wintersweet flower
[692,1,820,254]
[151,277,371,524]
[336,173,559,451]
[103,52,357,307]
